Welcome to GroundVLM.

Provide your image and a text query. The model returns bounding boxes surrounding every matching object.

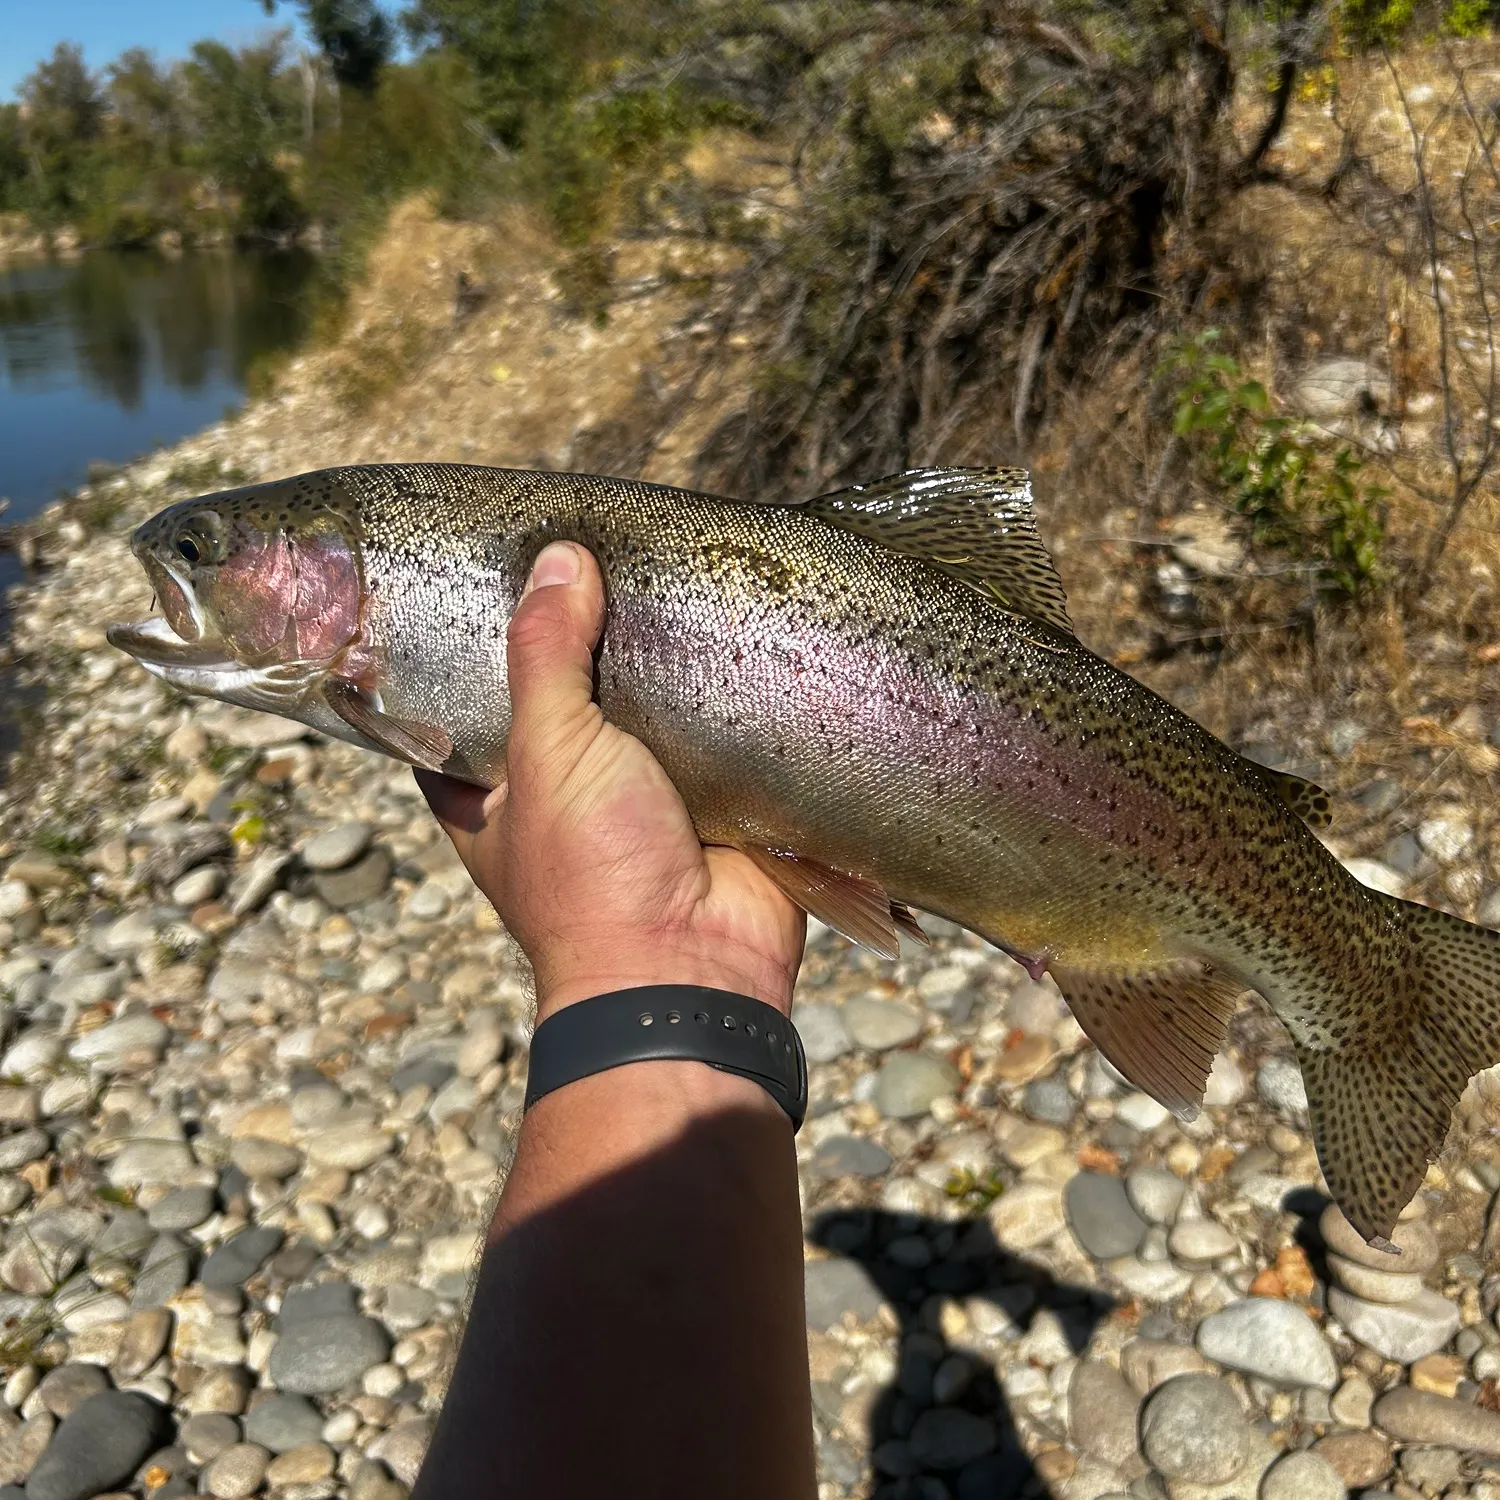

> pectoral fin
[1047,959,1247,1119]
[324,676,453,772]
[741,846,906,959]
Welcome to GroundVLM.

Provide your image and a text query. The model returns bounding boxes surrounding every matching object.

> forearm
[414,1060,817,1500]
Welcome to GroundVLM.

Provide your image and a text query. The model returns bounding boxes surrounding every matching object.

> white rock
[987,1183,1066,1251]
[1196,1298,1338,1389]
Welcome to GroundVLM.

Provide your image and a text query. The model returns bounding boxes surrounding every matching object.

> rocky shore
[1,385,1500,1500]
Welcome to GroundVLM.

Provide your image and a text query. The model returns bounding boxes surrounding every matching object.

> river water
[0,248,316,593]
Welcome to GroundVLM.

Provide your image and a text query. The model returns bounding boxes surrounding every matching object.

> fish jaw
[106,616,329,710]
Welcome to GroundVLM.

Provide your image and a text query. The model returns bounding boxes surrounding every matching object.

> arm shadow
[807,1207,1117,1500]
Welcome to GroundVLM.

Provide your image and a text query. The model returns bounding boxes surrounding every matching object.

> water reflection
[0,249,313,413]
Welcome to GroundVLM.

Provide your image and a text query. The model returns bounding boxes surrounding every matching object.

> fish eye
[176,535,202,565]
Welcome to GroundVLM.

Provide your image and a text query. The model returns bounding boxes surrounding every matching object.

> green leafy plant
[944,1166,1007,1214]
[1160,330,1387,600]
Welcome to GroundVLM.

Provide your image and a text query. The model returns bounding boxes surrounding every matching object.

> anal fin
[324,676,453,772]
[741,847,903,960]
[1047,959,1246,1119]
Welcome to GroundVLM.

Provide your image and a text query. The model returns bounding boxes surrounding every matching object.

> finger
[505,542,606,774]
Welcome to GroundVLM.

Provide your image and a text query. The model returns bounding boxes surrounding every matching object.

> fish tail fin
[1298,897,1500,1246]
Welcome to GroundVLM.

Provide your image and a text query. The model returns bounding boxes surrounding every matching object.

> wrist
[534,947,795,1023]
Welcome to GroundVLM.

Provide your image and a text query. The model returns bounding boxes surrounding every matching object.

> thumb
[505,541,606,774]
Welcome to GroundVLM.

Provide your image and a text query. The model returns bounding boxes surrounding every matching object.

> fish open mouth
[105,616,240,673]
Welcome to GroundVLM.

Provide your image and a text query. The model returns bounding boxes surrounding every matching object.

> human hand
[416,541,807,1022]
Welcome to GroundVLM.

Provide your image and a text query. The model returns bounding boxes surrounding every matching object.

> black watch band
[523,986,808,1132]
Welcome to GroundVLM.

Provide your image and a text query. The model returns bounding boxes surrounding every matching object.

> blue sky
[0,0,315,100]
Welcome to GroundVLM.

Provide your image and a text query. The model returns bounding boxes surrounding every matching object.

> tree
[17,42,104,225]
[181,37,302,236]
[0,105,26,213]
[261,0,393,91]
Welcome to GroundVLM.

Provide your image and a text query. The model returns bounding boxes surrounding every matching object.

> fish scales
[107,461,1500,1246]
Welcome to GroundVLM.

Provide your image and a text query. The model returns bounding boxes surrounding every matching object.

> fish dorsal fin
[1264,767,1333,829]
[1047,958,1247,1120]
[797,467,1073,634]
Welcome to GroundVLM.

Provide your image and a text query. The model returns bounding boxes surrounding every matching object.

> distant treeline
[0,0,703,263]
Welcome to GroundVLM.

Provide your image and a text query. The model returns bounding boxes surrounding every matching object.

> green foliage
[15,43,105,228]
[1441,0,1495,34]
[945,1167,1007,1214]
[1339,0,1498,44]
[405,0,714,242]
[1161,331,1387,600]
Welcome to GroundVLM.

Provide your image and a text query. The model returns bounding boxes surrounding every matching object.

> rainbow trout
[108,463,1500,1244]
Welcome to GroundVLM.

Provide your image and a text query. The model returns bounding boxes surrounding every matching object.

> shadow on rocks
[807,1207,1114,1500]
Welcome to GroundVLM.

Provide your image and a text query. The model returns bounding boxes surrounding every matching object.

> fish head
[107,475,367,709]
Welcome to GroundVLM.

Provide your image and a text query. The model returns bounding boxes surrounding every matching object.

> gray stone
[203,1442,270,1499]
[106,1139,194,1189]
[1022,1077,1075,1125]
[811,1135,893,1179]
[1373,1387,1500,1455]
[792,1004,851,1065]
[1256,1057,1308,1117]
[227,851,291,916]
[988,1183,1067,1252]
[1140,1375,1250,1484]
[1319,1203,1438,1273]
[1311,1431,1390,1489]
[1126,1167,1185,1227]
[0,1132,47,1172]
[1260,1451,1346,1500]
[1326,1286,1459,1364]
[228,1137,303,1180]
[301,823,372,872]
[131,1234,192,1308]
[1168,1220,1238,1265]
[1398,1447,1463,1491]
[908,1408,997,1470]
[842,997,924,1051]
[241,1395,325,1454]
[804,1260,887,1331]
[201,1227,283,1291]
[0,1415,52,1487]
[1006,979,1066,1034]
[379,1283,437,1334]
[112,1307,172,1382]
[34,1367,106,1420]
[147,1187,215,1233]
[365,1419,431,1486]
[306,1122,393,1170]
[1069,1361,1144,1471]
[1295,359,1388,420]
[181,1413,241,1464]
[278,1282,358,1324]
[1196,1298,1338,1389]
[68,1016,167,1069]
[872,1053,959,1119]
[312,848,393,910]
[1065,1173,1148,1260]
[22,1391,166,1500]
[89,1210,152,1269]
[1478,887,1500,929]
[171,865,224,906]
[268,1315,390,1394]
